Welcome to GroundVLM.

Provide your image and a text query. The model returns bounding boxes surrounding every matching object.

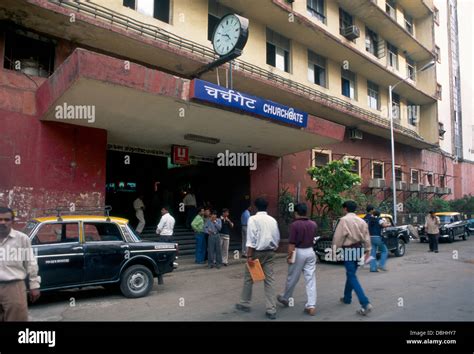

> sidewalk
[175,253,287,272]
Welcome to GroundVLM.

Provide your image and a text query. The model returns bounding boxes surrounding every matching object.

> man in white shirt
[156,206,175,243]
[133,195,146,234]
[235,198,280,320]
[0,207,41,321]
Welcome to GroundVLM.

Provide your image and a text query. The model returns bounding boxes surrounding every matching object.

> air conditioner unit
[435,187,444,194]
[342,25,360,40]
[445,187,452,194]
[409,183,421,192]
[425,186,437,193]
[369,179,386,189]
[395,181,407,191]
[349,129,363,140]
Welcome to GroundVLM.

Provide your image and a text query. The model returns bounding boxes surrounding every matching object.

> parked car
[419,212,470,243]
[22,214,178,298]
[467,219,474,234]
[313,214,410,262]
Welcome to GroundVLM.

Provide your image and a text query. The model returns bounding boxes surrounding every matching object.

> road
[29,237,474,321]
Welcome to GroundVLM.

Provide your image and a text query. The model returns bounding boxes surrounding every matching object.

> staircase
[140,225,242,256]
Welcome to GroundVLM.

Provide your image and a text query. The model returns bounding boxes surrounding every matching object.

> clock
[212,13,249,57]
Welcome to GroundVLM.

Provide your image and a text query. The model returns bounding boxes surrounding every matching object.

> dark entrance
[105,150,250,228]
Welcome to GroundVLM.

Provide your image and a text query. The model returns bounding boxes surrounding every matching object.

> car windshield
[126,224,142,242]
[22,221,38,237]
[438,215,455,223]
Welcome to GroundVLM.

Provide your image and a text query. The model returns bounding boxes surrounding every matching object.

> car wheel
[462,230,469,241]
[394,239,406,257]
[448,232,455,243]
[120,265,154,298]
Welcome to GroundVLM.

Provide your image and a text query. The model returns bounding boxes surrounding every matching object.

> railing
[51,0,425,143]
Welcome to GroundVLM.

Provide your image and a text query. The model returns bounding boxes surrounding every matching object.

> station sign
[171,145,189,165]
[190,79,308,128]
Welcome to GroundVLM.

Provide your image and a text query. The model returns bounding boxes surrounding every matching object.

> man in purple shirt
[277,203,318,316]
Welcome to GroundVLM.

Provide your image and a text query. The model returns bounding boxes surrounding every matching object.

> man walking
[364,207,389,272]
[220,208,234,266]
[183,189,197,230]
[0,207,41,321]
[204,210,222,269]
[277,203,318,316]
[133,194,146,235]
[191,207,206,264]
[425,210,440,253]
[240,204,251,258]
[156,206,175,243]
[333,200,373,316]
[235,198,280,320]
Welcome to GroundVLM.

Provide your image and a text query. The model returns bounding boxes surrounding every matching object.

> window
[395,166,403,182]
[434,7,439,25]
[367,80,380,110]
[266,28,291,73]
[344,156,361,176]
[3,29,55,77]
[307,0,325,23]
[435,46,441,63]
[308,51,327,87]
[406,57,416,81]
[312,149,331,167]
[407,101,418,126]
[386,0,397,19]
[365,27,378,56]
[426,173,433,186]
[84,223,123,242]
[436,83,442,99]
[410,169,419,184]
[123,0,170,23]
[404,12,414,34]
[372,161,384,179]
[32,223,80,245]
[392,93,400,120]
[341,69,356,99]
[439,175,445,188]
[208,0,232,41]
[387,42,398,69]
[339,8,353,33]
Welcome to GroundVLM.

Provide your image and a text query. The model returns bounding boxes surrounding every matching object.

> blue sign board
[190,79,308,128]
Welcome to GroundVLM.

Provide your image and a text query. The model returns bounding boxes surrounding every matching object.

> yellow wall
[93,0,435,138]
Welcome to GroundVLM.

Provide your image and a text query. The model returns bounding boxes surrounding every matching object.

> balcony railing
[51,0,425,143]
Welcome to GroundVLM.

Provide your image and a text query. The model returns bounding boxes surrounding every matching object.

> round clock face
[212,14,242,56]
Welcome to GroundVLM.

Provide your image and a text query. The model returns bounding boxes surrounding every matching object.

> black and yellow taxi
[22,213,178,298]
[419,212,470,243]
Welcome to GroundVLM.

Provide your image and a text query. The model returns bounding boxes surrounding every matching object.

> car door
[82,222,127,282]
[453,215,463,236]
[383,217,398,250]
[32,222,84,288]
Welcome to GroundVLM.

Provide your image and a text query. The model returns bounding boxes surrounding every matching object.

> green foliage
[430,197,450,212]
[306,160,361,218]
[278,187,295,225]
[449,195,474,215]
[404,196,430,214]
[342,186,377,214]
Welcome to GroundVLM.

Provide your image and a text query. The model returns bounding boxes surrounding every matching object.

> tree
[306,160,361,219]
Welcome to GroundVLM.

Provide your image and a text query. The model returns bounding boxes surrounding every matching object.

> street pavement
[29,237,474,321]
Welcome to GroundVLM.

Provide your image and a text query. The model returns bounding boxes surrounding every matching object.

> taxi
[22,212,178,298]
[419,212,469,243]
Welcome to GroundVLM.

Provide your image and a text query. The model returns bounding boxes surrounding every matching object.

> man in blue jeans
[368,210,389,272]
[332,200,373,316]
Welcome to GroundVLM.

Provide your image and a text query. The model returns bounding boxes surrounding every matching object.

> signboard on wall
[190,79,308,128]
[171,145,189,165]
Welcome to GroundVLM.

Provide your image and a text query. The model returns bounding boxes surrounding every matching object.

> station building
[0,0,473,226]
